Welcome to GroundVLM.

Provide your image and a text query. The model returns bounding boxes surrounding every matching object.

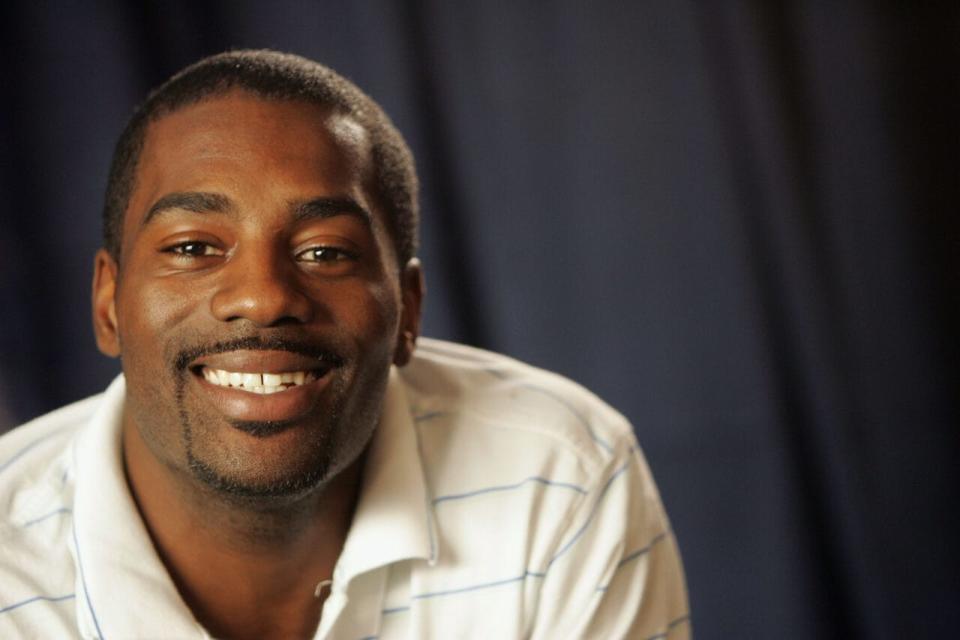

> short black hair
[102,49,418,265]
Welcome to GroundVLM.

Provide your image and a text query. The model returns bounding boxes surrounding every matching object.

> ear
[92,248,121,358]
[393,258,425,367]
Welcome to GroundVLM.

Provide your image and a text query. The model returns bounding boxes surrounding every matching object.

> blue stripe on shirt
[412,570,547,601]
[413,411,448,423]
[22,507,72,528]
[546,458,631,569]
[71,507,104,639]
[381,605,411,616]
[645,614,690,639]
[380,458,634,613]
[433,476,587,505]
[618,532,668,568]
[595,531,670,591]
[0,594,75,615]
[381,569,551,616]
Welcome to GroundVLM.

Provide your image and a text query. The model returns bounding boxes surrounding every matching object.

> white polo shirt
[0,339,689,639]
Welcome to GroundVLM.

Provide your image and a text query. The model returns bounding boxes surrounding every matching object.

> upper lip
[189,350,339,375]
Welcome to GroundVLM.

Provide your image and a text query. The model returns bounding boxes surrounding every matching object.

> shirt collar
[334,366,437,582]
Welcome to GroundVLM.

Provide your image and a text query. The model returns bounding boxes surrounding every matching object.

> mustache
[172,335,346,372]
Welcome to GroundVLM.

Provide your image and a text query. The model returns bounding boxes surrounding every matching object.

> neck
[122,422,365,640]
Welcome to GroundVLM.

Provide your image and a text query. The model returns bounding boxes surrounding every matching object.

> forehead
[126,91,374,231]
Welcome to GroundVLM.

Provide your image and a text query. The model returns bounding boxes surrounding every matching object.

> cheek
[115,274,204,369]
[352,280,401,346]
[324,277,402,375]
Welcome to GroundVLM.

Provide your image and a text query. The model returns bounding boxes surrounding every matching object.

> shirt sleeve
[529,440,690,640]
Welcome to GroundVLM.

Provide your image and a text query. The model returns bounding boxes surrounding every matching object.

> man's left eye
[296,247,356,263]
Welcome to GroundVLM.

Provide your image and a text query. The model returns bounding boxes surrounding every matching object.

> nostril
[269,315,309,328]
[210,278,314,326]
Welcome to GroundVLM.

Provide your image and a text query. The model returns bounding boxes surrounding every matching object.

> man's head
[92,51,423,502]
[103,49,418,267]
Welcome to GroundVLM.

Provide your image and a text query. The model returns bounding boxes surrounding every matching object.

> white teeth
[263,373,282,386]
[201,367,317,393]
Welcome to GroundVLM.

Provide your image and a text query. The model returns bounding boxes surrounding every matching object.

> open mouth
[184,348,342,423]
[199,367,322,394]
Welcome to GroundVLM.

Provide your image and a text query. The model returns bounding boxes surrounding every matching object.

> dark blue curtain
[1,2,956,637]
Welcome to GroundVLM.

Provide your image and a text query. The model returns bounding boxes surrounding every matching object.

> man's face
[92,91,421,498]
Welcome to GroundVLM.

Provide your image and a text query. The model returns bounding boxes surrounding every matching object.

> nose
[209,246,314,327]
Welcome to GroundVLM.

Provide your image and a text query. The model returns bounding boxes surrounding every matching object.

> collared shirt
[0,339,689,639]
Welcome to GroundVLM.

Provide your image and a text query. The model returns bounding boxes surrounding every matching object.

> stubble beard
[174,375,350,502]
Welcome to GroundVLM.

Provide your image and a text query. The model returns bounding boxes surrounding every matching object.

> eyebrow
[141,191,232,226]
[141,192,371,227]
[292,197,371,226]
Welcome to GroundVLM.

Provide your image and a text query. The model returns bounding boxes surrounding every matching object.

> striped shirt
[0,338,689,639]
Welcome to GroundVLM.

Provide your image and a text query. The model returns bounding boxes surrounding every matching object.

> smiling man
[0,51,689,639]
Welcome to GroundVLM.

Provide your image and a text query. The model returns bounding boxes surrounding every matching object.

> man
[0,50,689,639]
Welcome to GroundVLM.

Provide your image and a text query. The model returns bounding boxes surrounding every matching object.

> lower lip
[191,371,333,424]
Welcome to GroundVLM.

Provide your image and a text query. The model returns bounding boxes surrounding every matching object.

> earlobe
[92,248,121,358]
[393,259,425,367]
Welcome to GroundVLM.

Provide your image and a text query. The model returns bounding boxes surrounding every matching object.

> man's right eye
[163,242,223,257]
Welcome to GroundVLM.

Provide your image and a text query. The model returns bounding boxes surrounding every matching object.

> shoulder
[0,395,101,530]
[0,393,103,455]
[0,396,99,629]
[0,393,102,486]
[0,393,102,537]
[402,338,637,470]
[399,339,643,529]
[387,341,684,636]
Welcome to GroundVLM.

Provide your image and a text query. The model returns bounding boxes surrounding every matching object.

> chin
[180,409,377,506]
[187,451,333,500]
[182,419,339,500]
